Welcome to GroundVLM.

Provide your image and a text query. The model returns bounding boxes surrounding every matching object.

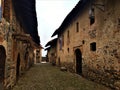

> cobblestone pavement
[12,63,111,90]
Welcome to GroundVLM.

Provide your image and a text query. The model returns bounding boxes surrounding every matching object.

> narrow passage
[12,63,111,90]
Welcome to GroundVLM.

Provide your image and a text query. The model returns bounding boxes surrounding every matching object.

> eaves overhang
[51,0,89,37]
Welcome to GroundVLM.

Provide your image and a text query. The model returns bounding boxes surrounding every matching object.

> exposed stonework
[45,38,57,65]
[47,46,57,65]
[51,0,120,89]
[34,48,42,64]
[0,0,41,89]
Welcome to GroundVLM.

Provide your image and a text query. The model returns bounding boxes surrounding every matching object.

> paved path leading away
[12,63,111,90]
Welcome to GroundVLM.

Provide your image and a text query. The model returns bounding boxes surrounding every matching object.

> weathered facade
[52,0,120,89]
[0,0,41,89]
[34,47,43,64]
[45,38,57,65]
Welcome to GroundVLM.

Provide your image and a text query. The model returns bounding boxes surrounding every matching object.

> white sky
[36,0,79,56]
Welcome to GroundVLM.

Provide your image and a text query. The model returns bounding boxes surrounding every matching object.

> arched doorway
[75,49,82,75]
[16,53,20,81]
[0,45,6,89]
[58,57,61,66]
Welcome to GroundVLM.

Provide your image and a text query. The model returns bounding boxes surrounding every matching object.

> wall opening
[0,45,6,89]
[89,7,95,25]
[90,16,95,25]
[118,18,120,25]
[59,35,64,50]
[90,42,96,51]
[58,57,61,66]
[76,22,79,32]
[82,40,85,44]
[75,49,82,75]
[67,48,69,53]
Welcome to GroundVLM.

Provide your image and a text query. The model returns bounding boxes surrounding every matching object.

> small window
[90,42,96,51]
[89,8,95,25]
[59,35,64,50]
[59,37,62,50]
[90,17,95,25]
[118,18,120,25]
[67,48,69,53]
[82,40,85,44]
[76,22,79,32]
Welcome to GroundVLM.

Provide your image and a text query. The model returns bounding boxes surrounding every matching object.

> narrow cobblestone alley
[12,63,111,90]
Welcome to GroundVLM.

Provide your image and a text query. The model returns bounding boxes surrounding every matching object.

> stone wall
[47,46,57,65]
[55,0,120,89]
[81,0,120,89]
[34,49,42,64]
[0,0,37,89]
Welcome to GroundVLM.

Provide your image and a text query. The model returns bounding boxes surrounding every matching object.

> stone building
[34,46,43,64]
[51,0,120,89]
[0,0,41,89]
[45,38,57,65]
[45,47,51,62]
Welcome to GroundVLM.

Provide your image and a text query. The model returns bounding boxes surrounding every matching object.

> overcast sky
[36,0,79,56]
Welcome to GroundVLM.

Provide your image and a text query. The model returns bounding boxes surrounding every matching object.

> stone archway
[75,49,82,75]
[16,53,20,81]
[0,45,6,89]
